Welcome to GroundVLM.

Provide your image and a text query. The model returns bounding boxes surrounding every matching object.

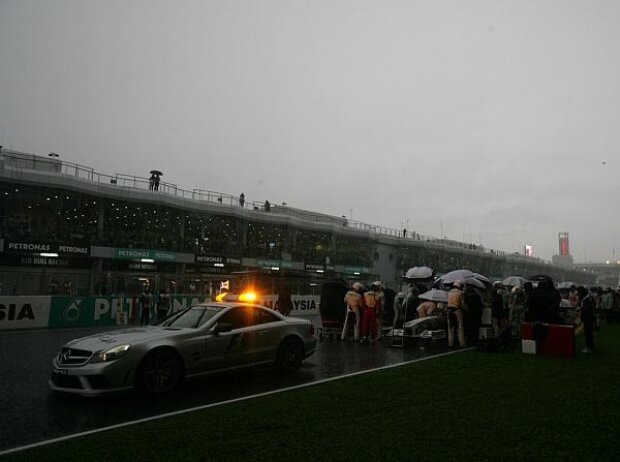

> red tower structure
[559,232,570,256]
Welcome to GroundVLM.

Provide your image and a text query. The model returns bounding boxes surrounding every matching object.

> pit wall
[0,294,321,330]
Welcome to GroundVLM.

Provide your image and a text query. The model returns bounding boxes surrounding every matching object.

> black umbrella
[529,274,554,282]
[435,269,475,285]
[150,169,163,176]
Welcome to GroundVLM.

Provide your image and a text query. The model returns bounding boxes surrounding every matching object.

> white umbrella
[502,276,528,287]
[558,281,577,289]
[404,266,434,279]
[418,289,449,303]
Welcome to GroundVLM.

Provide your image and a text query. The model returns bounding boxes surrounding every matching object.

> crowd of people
[48,279,74,295]
[342,281,386,343]
[341,276,620,353]
[139,284,171,325]
[391,279,484,349]
[132,274,619,355]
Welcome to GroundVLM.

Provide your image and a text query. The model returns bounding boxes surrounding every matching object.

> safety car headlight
[90,344,131,363]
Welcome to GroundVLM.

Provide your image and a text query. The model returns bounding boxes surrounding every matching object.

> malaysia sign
[253,294,320,316]
[0,296,51,329]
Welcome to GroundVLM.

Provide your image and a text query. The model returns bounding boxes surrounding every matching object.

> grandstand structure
[0,149,596,295]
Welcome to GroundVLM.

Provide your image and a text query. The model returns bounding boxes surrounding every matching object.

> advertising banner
[3,240,89,256]
[253,294,320,316]
[48,296,127,328]
[113,248,177,261]
[0,293,319,330]
[0,296,51,330]
[169,296,209,314]
[290,295,320,316]
[48,295,208,328]
[256,259,293,269]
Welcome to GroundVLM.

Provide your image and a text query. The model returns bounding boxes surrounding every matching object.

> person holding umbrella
[463,284,484,343]
[508,286,525,337]
[149,170,162,191]
[447,280,466,348]
[491,282,508,336]
[342,282,363,341]
[360,282,382,343]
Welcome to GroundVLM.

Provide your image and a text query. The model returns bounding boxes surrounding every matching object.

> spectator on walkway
[239,192,245,207]
[264,200,271,212]
[149,173,156,190]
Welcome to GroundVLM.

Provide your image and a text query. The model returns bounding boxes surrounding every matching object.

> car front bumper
[49,358,136,397]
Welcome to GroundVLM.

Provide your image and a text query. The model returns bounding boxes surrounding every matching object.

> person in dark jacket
[156,288,170,321]
[463,285,484,344]
[277,284,293,317]
[577,286,595,353]
[527,279,561,323]
[491,286,507,336]
[140,286,153,325]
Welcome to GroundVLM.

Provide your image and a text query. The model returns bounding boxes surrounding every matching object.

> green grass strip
[5,326,620,462]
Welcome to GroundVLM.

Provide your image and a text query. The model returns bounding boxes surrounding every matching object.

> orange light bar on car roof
[238,292,257,302]
[216,291,259,303]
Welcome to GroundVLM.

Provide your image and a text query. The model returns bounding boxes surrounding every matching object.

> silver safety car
[49,302,316,397]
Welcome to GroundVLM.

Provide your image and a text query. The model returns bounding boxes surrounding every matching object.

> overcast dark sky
[1,0,619,262]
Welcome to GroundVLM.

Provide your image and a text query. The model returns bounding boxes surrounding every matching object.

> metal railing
[0,148,550,262]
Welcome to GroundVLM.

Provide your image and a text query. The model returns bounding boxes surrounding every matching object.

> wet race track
[0,321,450,453]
